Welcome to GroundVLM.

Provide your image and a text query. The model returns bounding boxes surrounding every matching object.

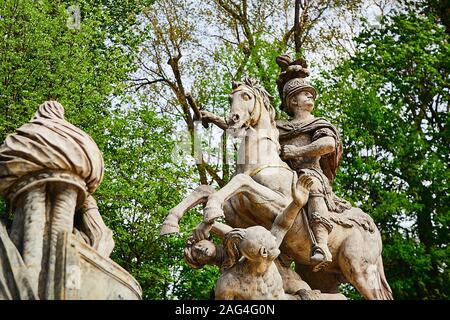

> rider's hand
[281,145,302,160]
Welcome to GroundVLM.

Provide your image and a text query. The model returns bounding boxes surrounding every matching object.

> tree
[93,106,206,299]
[0,0,210,299]
[316,2,449,299]
[4,0,446,300]
[0,0,151,136]
[132,0,372,187]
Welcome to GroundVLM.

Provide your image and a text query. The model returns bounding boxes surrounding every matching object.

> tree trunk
[294,0,302,56]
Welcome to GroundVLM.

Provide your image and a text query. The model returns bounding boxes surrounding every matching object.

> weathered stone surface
[55,232,141,300]
[182,177,346,300]
[0,220,36,299]
[0,101,103,197]
[162,56,393,300]
[0,101,141,300]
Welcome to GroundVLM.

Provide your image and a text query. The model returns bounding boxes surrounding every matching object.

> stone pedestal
[55,232,141,300]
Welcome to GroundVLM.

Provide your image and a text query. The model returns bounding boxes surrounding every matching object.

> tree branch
[204,161,225,187]
[186,92,209,128]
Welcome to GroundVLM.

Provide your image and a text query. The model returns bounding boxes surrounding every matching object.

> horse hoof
[203,206,224,222]
[160,221,180,235]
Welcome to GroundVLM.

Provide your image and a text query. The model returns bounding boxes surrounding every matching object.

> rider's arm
[296,136,335,157]
[282,136,335,159]
[200,110,228,130]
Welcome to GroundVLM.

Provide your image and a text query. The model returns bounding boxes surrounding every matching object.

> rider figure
[276,58,351,270]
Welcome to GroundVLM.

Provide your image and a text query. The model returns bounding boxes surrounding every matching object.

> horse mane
[233,77,277,126]
[222,228,246,271]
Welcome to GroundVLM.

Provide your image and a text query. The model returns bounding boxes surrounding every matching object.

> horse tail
[376,257,394,300]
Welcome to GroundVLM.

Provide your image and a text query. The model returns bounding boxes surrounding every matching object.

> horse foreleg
[160,185,215,235]
[203,173,288,222]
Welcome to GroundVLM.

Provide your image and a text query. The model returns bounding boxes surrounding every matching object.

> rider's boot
[310,213,333,272]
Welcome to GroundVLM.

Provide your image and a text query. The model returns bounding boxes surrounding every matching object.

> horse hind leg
[349,263,393,300]
[160,185,215,235]
[339,248,393,300]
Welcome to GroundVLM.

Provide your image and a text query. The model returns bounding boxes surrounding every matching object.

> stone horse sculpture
[161,78,393,300]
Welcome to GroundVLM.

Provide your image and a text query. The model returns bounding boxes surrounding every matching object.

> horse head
[227,77,275,138]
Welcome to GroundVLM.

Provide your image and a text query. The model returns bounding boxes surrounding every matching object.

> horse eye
[242,93,251,101]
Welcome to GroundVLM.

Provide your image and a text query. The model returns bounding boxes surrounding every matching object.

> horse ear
[232,80,239,90]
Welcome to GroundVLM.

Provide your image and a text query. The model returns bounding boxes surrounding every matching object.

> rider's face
[288,91,314,114]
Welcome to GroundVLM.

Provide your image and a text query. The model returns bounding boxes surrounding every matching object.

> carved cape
[277,117,351,213]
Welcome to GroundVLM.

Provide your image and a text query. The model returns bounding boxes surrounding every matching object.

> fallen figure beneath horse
[184,175,346,300]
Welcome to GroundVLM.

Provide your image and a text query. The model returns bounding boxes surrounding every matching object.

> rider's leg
[307,179,333,268]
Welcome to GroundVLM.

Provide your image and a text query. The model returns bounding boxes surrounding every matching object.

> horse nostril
[232,114,240,123]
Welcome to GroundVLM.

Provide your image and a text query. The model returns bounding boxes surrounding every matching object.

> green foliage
[171,258,220,300]
[207,36,286,114]
[338,283,363,300]
[93,107,202,299]
[0,0,215,300]
[0,0,147,137]
[316,6,449,299]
